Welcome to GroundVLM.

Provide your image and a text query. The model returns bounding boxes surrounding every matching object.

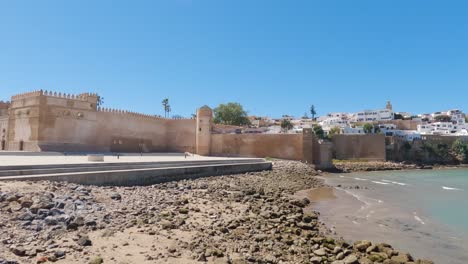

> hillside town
[238,102,468,141]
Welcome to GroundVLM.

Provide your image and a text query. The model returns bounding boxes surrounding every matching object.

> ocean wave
[372,181,390,185]
[442,186,464,191]
[354,177,367,181]
[413,213,426,225]
[382,179,407,186]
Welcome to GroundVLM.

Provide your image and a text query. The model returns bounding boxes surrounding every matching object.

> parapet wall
[332,134,386,161]
[210,133,304,160]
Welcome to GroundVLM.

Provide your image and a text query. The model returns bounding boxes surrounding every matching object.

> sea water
[317,168,468,264]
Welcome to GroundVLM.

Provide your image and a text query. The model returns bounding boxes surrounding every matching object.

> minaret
[386,101,393,111]
[196,105,213,156]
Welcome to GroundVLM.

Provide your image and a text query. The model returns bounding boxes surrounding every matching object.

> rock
[366,244,378,253]
[343,254,358,264]
[310,256,322,263]
[54,250,66,259]
[17,211,35,221]
[18,197,33,208]
[416,260,434,264]
[359,257,373,264]
[160,220,175,230]
[44,216,59,225]
[178,208,189,214]
[391,252,413,263]
[336,252,345,260]
[313,248,326,256]
[368,252,388,262]
[197,253,207,262]
[89,256,104,264]
[10,246,26,256]
[354,240,372,252]
[36,256,48,263]
[110,193,121,201]
[77,236,92,247]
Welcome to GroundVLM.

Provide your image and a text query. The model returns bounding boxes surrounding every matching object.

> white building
[394,130,421,141]
[447,109,465,126]
[342,126,365,134]
[377,124,397,136]
[350,109,394,123]
[418,122,460,135]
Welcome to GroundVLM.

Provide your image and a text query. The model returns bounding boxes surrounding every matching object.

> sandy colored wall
[210,134,303,160]
[377,120,421,130]
[0,116,8,150]
[7,95,42,151]
[31,95,196,152]
[166,119,196,153]
[332,134,386,161]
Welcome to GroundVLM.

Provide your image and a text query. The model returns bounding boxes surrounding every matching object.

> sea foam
[354,177,367,181]
[372,181,390,185]
[382,179,407,186]
[442,186,463,191]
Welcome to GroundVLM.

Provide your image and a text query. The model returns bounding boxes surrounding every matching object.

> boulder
[343,254,358,264]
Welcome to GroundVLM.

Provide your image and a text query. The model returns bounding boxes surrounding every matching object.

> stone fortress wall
[0,101,9,150]
[1,90,339,168]
[332,134,386,161]
[5,90,196,153]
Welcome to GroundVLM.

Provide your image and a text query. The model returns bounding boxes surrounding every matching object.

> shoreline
[332,160,468,173]
[0,160,434,264]
[313,167,468,264]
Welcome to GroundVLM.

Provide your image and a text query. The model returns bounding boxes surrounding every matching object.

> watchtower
[196,105,212,156]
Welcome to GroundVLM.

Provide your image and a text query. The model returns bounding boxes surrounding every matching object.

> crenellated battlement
[0,101,10,109]
[11,90,44,100]
[97,107,191,121]
[42,90,97,101]
[11,90,99,102]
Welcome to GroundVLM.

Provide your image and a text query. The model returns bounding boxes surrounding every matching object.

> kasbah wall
[332,134,386,161]
[0,90,392,168]
[4,90,196,153]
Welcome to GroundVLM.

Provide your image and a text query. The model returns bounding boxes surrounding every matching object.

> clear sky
[1,0,467,118]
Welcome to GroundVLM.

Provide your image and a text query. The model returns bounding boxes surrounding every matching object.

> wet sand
[295,186,336,203]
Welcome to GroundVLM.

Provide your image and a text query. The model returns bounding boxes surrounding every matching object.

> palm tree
[97,95,104,107]
[310,105,317,120]
[162,98,170,118]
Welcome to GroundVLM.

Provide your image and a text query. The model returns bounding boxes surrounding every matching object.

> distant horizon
[1,1,467,117]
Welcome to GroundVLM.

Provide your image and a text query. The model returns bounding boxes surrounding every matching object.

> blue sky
[1,0,467,118]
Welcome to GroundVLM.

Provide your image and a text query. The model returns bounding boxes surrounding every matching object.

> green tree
[327,126,341,139]
[310,105,317,120]
[451,139,468,163]
[312,124,325,139]
[162,98,171,118]
[394,113,403,120]
[363,123,374,134]
[280,119,294,132]
[465,115,468,123]
[213,102,250,126]
[302,112,309,119]
[434,115,452,122]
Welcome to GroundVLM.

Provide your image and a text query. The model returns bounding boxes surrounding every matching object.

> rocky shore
[0,160,433,264]
[333,161,432,173]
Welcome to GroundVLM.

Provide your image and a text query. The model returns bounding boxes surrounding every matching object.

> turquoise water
[318,168,468,264]
[361,169,468,232]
